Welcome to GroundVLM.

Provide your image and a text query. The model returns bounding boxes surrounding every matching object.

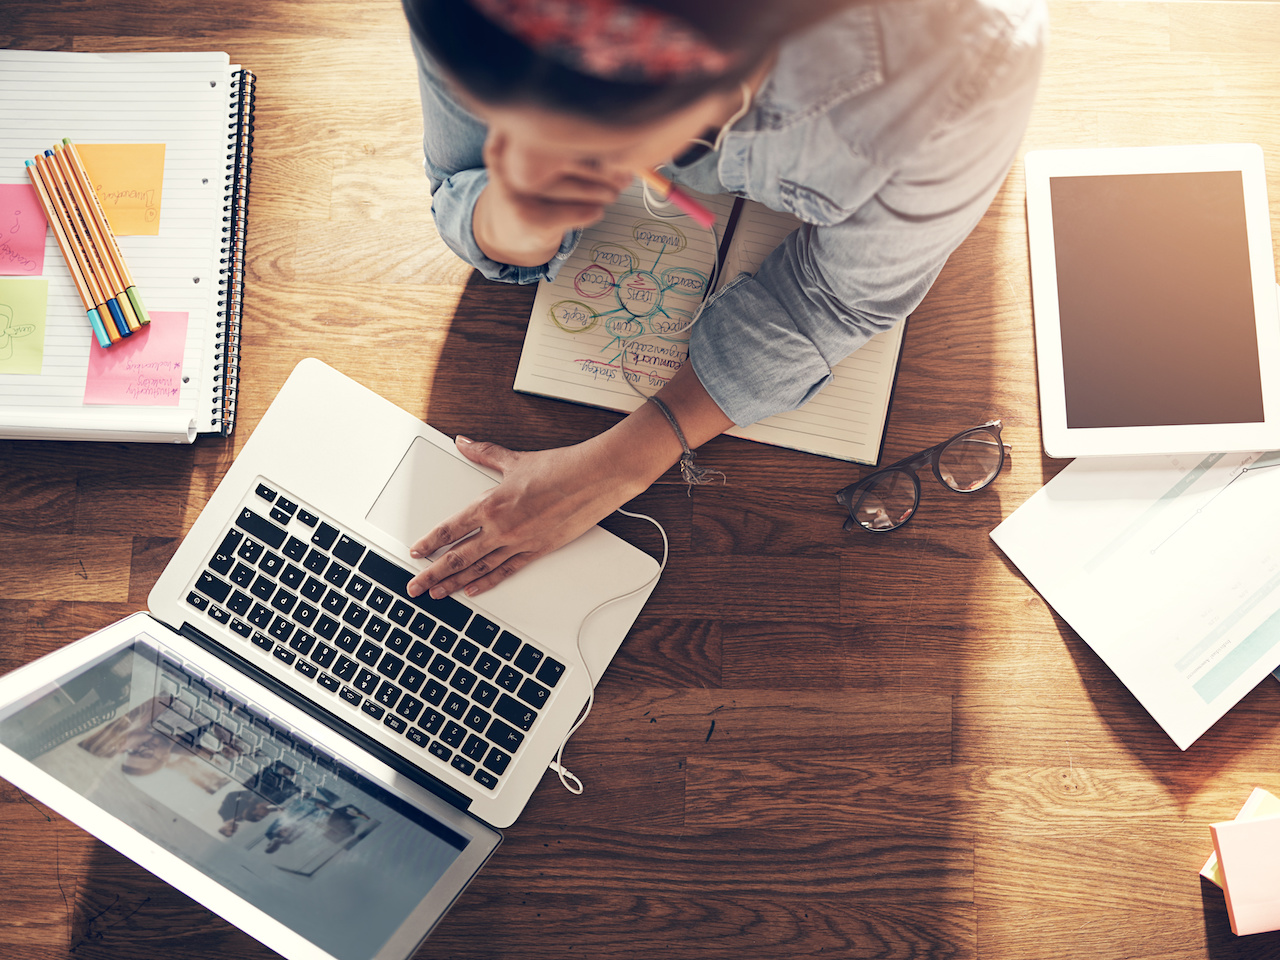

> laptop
[0,358,662,960]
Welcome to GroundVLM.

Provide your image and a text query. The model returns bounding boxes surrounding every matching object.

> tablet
[1025,143,1280,458]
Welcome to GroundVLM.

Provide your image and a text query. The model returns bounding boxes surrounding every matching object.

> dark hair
[404,0,846,125]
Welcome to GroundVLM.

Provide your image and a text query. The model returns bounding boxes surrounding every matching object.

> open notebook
[515,183,905,464]
[0,50,253,443]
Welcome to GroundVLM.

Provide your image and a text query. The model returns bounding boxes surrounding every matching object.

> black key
[493,631,520,661]
[407,640,432,667]
[461,733,488,760]
[312,521,340,551]
[339,686,360,706]
[364,617,389,642]
[237,538,264,564]
[272,647,296,666]
[409,613,436,640]
[464,706,491,734]
[270,507,292,525]
[536,657,566,688]
[482,747,511,775]
[333,535,365,566]
[383,713,407,734]
[389,600,414,626]
[283,535,308,562]
[450,668,477,696]
[430,626,458,653]
[301,576,326,602]
[494,694,537,731]
[423,679,447,706]
[454,639,479,666]
[333,656,359,682]
[303,548,328,573]
[317,672,341,692]
[209,606,231,625]
[496,665,521,692]
[297,509,319,527]
[324,561,351,588]
[228,590,253,616]
[268,617,294,643]
[295,659,318,679]
[230,561,255,587]
[475,653,501,679]
[235,508,288,550]
[255,482,277,502]
[374,681,401,709]
[335,627,362,654]
[451,755,475,775]
[186,591,209,611]
[310,643,336,668]
[428,741,452,762]
[259,551,284,577]
[399,665,426,693]
[473,681,498,708]
[443,693,468,720]
[475,769,499,790]
[357,550,471,629]
[356,639,382,666]
[342,604,370,630]
[354,668,379,694]
[270,587,297,615]
[517,677,550,710]
[407,727,429,748]
[230,619,252,638]
[440,720,467,747]
[295,602,318,627]
[346,575,372,601]
[377,652,404,680]
[249,574,275,600]
[248,603,273,628]
[368,588,392,613]
[195,571,232,604]
[514,644,544,674]
[396,695,424,723]
[465,615,499,647]
[209,529,242,574]
[385,628,411,654]
[361,701,385,720]
[420,708,445,734]
[251,633,274,653]
[321,589,347,616]
[289,632,316,655]
[428,654,454,681]
[314,614,339,641]
[276,496,298,517]
[280,563,306,590]
[485,718,525,752]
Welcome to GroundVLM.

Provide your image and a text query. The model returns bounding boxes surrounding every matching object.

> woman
[402,0,1046,600]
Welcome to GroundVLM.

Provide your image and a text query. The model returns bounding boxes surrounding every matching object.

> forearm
[472,184,565,267]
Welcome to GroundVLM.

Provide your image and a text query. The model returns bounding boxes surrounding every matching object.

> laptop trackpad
[365,436,496,549]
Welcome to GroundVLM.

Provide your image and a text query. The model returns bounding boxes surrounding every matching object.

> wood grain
[2,1,1280,958]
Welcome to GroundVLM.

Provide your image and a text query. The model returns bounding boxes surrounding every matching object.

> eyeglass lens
[851,470,918,531]
[937,427,1004,492]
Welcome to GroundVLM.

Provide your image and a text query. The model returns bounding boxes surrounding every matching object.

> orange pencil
[60,139,150,328]
[24,159,115,347]
[38,150,130,339]
[52,145,140,333]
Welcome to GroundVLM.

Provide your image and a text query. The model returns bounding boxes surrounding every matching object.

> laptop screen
[0,635,481,960]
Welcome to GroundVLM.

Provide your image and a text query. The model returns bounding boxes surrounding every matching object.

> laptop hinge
[175,621,474,815]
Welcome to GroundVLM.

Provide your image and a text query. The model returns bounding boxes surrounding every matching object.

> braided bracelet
[646,394,726,490]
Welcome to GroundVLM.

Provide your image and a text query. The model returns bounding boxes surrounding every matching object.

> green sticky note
[0,277,48,375]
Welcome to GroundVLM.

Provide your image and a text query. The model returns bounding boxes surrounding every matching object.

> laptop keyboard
[183,480,568,794]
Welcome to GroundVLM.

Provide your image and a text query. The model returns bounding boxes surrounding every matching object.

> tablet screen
[1049,171,1263,429]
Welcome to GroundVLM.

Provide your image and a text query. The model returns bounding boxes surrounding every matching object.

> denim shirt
[414,0,1047,426]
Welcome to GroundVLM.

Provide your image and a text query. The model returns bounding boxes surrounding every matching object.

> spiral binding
[212,69,256,436]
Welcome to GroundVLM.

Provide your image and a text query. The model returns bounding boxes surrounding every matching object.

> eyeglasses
[835,420,1009,533]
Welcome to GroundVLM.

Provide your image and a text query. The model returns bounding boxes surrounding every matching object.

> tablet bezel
[1025,143,1280,458]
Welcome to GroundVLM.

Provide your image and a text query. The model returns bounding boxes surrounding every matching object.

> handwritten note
[84,310,187,405]
[0,184,48,276]
[0,277,49,374]
[77,143,166,236]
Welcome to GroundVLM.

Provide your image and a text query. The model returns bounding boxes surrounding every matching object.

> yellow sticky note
[0,277,49,375]
[1202,788,1280,887]
[76,143,166,236]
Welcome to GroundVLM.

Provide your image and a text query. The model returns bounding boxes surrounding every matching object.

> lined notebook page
[516,185,904,464]
[0,51,234,441]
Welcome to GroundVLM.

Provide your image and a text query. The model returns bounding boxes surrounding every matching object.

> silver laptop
[0,358,661,960]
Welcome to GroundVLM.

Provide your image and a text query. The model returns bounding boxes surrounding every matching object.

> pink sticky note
[1210,812,1280,935]
[0,184,49,276]
[84,311,188,406]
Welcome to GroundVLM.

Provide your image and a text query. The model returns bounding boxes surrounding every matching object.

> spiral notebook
[0,50,254,443]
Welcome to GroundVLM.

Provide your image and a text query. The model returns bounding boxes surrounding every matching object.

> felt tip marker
[637,169,717,230]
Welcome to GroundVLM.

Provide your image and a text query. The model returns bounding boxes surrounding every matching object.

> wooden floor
[3,1,1280,958]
